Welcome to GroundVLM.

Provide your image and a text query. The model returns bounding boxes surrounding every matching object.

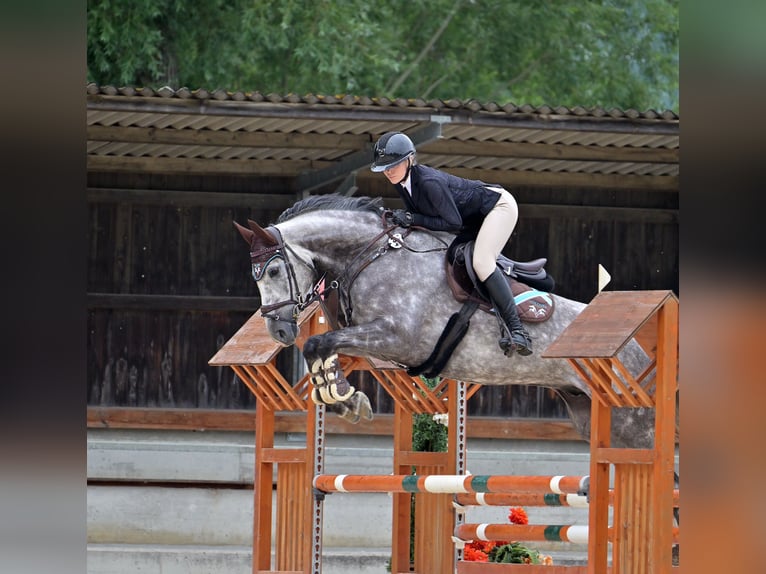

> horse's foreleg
[307,353,356,405]
[301,331,372,424]
[306,357,373,424]
[301,321,399,424]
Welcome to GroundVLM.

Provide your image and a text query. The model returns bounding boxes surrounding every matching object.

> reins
[380,209,450,254]
[330,211,450,325]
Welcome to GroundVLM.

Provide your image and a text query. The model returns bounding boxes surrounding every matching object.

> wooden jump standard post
[450,291,679,574]
[541,290,680,574]
[210,302,326,573]
[210,302,480,574]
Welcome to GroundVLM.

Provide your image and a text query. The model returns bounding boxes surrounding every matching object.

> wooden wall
[86,172,677,420]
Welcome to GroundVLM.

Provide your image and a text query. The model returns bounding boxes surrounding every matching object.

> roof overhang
[87,84,679,196]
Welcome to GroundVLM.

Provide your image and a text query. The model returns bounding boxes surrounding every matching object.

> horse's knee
[302,336,321,362]
[303,333,335,362]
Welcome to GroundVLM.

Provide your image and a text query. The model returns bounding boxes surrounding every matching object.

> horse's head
[234,219,317,346]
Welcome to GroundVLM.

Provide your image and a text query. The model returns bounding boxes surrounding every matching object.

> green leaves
[87,0,678,111]
[87,0,168,86]
[488,541,546,564]
[413,376,447,453]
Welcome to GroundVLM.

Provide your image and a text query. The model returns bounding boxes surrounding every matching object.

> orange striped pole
[455,492,589,508]
[454,489,679,508]
[313,474,589,495]
[454,523,680,545]
[455,523,590,544]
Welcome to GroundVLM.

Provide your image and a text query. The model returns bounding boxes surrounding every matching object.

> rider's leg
[474,189,532,356]
[482,268,532,355]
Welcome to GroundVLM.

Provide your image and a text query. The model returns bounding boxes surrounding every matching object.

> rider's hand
[390,209,413,227]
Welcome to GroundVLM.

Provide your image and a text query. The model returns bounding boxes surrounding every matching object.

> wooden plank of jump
[371,370,433,414]
[209,302,321,366]
[542,290,677,359]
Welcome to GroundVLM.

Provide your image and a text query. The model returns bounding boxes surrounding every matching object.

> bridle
[251,226,322,322]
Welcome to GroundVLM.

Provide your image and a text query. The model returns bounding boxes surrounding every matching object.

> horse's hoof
[350,390,374,422]
[338,410,360,424]
[332,401,360,424]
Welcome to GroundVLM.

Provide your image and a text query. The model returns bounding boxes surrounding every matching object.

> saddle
[446,238,556,323]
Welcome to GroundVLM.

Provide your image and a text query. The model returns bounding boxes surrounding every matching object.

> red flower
[463,545,489,562]
[464,540,501,561]
[508,507,529,525]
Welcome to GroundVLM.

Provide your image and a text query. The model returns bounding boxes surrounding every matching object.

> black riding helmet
[370,132,416,172]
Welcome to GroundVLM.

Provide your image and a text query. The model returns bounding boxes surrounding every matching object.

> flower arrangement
[463,507,554,565]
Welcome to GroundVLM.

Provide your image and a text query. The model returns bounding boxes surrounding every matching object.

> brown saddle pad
[446,260,555,323]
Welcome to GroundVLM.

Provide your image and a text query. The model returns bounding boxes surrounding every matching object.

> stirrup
[499,328,533,357]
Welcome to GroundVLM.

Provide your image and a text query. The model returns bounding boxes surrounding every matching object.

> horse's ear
[246,219,278,246]
[233,221,255,246]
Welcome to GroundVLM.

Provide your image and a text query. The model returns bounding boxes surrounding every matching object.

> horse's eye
[268,266,279,278]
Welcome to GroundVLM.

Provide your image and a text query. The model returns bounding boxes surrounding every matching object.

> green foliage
[87,0,679,113]
[87,0,167,86]
[87,0,251,89]
[488,541,547,564]
[412,412,448,453]
[412,377,448,453]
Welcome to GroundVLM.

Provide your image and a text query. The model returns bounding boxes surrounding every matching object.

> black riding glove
[390,209,414,227]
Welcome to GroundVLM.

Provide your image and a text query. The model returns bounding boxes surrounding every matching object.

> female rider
[371,131,532,356]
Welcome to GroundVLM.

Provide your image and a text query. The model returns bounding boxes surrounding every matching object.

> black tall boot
[482,269,533,356]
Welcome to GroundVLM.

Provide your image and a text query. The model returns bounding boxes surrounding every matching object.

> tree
[87,0,678,111]
[87,0,251,88]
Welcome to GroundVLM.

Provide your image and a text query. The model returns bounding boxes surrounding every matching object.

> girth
[405,298,480,378]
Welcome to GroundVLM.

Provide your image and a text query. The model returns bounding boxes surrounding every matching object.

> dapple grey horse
[235,194,659,448]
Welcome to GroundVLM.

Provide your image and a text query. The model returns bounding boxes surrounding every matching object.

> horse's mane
[277,194,384,223]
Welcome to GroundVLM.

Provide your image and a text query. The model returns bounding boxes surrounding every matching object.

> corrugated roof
[86,83,679,194]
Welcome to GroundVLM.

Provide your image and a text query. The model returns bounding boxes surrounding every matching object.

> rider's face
[383,158,409,185]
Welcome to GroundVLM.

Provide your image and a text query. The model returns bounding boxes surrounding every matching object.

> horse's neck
[281,215,379,274]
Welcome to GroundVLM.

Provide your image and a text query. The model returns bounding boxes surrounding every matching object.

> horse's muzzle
[266,318,299,346]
